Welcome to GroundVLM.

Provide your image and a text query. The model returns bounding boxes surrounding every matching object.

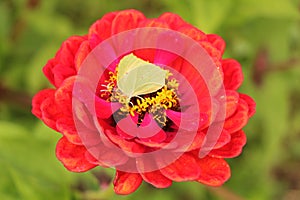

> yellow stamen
[100,66,180,126]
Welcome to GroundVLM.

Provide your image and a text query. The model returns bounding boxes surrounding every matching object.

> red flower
[32,9,255,195]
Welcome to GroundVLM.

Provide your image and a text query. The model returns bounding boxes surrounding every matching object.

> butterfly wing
[117,53,167,97]
[131,64,167,96]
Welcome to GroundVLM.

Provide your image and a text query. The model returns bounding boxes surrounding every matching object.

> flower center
[100,54,180,127]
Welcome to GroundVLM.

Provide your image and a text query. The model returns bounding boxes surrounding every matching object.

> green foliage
[0,121,73,200]
[1,0,300,199]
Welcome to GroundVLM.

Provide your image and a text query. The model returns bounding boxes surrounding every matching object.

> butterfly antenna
[136,95,145,101]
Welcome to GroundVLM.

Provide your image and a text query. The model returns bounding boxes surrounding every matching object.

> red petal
[55,77,74,116]
[56,118,82,145]
[135,138,168,148]
[165,130,205,153]
[195,97,216,129]
[166,109,207,132]
[55,76,112,145]
[141,170,172,188]
[95,96,121,119]
[200,41,222,67]
[139,129,167,143]
[32,89,62,130]
[105,128,145,155]
[87,142,129,167]
[43,36,86,87]
[74,40,91,71]
[72,77,121,119]
[85,150,107,167]
[225,90,239,118]
[154,49,179,67]
[196,156,230,186]
[39,93,62,131]
[178,25,207,41]
[139,19,169,28]
[222,59,244,90]
[158,12,187,30]
[55,36,87,66]
[186,131,206,151]
[42,59,57,87]
[224,98,249,133]
[116,124,135,140]
[32,88,56,119]
[116,114,164,141]
[160,153,201,181]
[133,49,156,64]
[56,137,96,172]
[127,113,167,143]
[111,10,145,35]
[178,58,221,100]
[88,11,117,42]
[53,77,84,144]
[209,130,247,158]
[86,120,129,166]
[239,93,256,118]
[207,34,226,55]
[113,171,142,195]
[196,129,231,156]
[213,130,231,149]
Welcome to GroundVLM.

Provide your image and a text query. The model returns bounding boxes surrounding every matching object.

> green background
[1,0,300,199]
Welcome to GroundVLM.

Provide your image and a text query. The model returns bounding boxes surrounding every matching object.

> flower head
[32,9,256,195]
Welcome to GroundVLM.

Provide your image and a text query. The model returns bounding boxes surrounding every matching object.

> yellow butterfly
[117,53,167,99]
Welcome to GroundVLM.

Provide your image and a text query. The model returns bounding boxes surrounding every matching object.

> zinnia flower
[32,9,256,195]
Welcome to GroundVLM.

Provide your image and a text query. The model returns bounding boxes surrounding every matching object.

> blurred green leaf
[0,121,74,200]
[228,0,300,25]
[25,43,58,94]
[190,0,233,33]
[159,0,233,33]
[0,1,10,71]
